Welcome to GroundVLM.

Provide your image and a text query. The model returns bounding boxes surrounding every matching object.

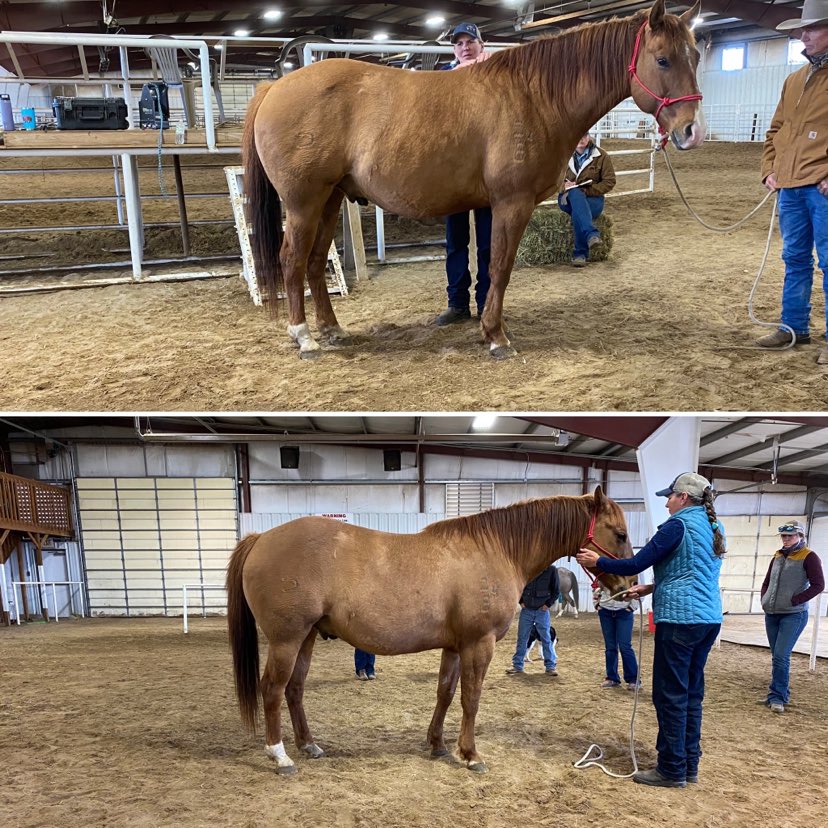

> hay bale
[515,205,614,267]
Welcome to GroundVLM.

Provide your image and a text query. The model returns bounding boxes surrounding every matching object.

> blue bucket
[21,107,36,130]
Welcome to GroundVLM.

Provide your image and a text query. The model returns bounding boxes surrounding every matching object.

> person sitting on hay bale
[558,133,616,267]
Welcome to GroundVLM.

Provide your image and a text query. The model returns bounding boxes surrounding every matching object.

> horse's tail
[226,532,262,732]
[242,82,283,316]
[571,577,579,610]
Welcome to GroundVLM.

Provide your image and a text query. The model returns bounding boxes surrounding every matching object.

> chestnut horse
[226,487,634,774]
[242,1,703,360]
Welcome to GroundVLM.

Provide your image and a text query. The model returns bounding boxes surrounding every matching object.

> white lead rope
[573,589,645,778]
[660,150,795,351]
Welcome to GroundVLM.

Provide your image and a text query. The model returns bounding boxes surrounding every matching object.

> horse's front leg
[282,213,324,360]
[457,634,496,772]
[427,648,460,757]
[480,199,535,360]
[285,629,325,760]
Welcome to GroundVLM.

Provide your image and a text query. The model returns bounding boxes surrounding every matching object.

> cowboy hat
[777,0,828,30]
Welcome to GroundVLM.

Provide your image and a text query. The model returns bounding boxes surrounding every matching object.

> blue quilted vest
[652,505,723,625]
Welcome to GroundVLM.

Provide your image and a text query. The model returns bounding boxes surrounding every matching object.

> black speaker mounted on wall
[383,449,402,472]
[280,446,300,469]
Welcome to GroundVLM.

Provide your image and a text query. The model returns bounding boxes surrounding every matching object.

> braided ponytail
[701,487,726,557]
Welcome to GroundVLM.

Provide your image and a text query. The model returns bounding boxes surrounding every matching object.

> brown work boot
[755,329,809,348]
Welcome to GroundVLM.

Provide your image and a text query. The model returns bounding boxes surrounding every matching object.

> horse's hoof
[490,344,517,360]
[299,347,323,361]
[467,761,488,774]
[276,764,298,775]
[301,743,325,759]
[430,747,449,758]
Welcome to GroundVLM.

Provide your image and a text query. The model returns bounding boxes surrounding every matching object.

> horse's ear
[648,0,667,30]
[679,1,701,26]
[593,485,606,508]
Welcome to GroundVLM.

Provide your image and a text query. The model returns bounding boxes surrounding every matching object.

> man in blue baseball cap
[434,22,492,326]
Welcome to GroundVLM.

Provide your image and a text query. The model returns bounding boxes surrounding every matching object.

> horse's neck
[532,21,635,148]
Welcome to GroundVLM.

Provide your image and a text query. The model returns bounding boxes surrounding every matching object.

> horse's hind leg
[282,193,331,360]
[261,642,302,774]
[457,634,496,772]
[306,189,352,347]
[285,629,325,759]
[427,648,460,758]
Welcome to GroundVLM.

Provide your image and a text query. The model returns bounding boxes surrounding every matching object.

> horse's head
[583,486,637,596]
[628,0,705,151]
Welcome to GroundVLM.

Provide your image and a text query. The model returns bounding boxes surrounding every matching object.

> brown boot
[755,329,809,348]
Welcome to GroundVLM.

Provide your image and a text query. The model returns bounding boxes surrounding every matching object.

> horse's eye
[616,532,627,543]
[656,57,670,68]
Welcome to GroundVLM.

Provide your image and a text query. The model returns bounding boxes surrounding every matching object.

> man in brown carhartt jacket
[756,3,828,363]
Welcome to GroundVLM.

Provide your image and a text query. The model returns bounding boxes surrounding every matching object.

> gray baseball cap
[655,472,712,499]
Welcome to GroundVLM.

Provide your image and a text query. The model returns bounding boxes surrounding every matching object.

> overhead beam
[520,416,668,447]
[708,425,824,466]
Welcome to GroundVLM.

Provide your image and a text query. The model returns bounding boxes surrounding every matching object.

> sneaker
[755,329,809,348]
[770,702,785,713]
[571,256,587,268]
[686,774,698,784]
[626,682,640,691]
[356,669,368,681]
[545,668,559,676]
[756,699,770,707]
[600,679,621,689]
[366,672,376,680]
[434,306,471,326]
[505,667,524,675]
[817,346,828,365]
[633,768,687,788]
[587,234,601,249]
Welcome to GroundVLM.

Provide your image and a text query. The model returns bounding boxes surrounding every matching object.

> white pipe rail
[11,579,86,624]
[716,586,827,673]
[182,584,226,633]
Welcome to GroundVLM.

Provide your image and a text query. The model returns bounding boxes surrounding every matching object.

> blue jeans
[445,207,492,314]
[354,648,375,676]
[513,607,557,671]
[598,608,638,684]
[557,188,604,258]
[777,185,828,338]
[764,610,809,705]
[651,622,720,781]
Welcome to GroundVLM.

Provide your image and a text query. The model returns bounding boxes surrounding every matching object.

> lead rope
[573,588,645,778]
[660,150,795,351]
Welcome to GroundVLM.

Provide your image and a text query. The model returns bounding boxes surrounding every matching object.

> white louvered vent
[445,482,494,516]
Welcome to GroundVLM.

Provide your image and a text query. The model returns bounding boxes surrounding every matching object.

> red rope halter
[576,507,620,589]
[628,20,703,148]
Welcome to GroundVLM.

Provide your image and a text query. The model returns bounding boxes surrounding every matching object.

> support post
[172,155,191,256]
[121,153,144,280]
[342,200,367,283]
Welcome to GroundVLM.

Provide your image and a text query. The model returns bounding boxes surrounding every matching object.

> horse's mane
[474,10,692,112]
[423,495,597,570]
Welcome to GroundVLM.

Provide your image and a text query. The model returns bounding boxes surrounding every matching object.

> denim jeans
[598,607,638,684]
[354,648,376,676]
[512,607,557,671]
[557,188,604,258]
[444,207,492,314]
[764,610,809,704]
[651,621,720,781]
[777,185,828,338]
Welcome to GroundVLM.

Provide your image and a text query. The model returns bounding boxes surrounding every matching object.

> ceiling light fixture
[234,28,250,37]
[263,9,282,20]
[472,414,498,430]
[373,32,389,41]
[425,15,446,26]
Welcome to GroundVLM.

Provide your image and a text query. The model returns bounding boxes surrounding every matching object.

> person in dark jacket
[506,564,560,675]
[760,520,824,713]
[558,132,616,267]
[577,471,725,789]
[433,22,493,326]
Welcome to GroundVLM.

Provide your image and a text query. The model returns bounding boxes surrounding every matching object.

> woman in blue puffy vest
[577,472,725,789]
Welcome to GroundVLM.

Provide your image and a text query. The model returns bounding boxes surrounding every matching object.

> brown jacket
[562,144,616,197]
[761,63,828,188]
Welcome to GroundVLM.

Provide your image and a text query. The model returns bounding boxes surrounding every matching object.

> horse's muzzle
[670,120,705,151]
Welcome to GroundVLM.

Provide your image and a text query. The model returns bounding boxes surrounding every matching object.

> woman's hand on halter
[575,548,601,568]
[623,583,654,599]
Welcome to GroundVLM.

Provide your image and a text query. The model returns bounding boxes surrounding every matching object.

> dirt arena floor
[2,614,826,828]
[0,141,826,412]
